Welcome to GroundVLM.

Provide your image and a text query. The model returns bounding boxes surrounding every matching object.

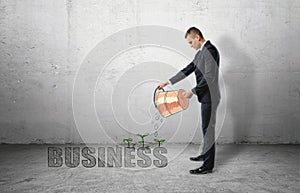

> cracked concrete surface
[0,144,299,193]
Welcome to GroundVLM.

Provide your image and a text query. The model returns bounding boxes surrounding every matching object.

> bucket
[153,87,189,118]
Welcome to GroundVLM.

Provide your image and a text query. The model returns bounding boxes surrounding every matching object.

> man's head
[185,27,205,50]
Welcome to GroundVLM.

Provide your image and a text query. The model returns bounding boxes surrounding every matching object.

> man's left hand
[184,90,194,99]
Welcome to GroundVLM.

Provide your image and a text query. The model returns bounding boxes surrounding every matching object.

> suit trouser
[200,101,218,169]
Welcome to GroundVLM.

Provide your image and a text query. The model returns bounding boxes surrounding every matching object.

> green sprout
[123,137,133,148]
[136,133,149,148]
[154,139,166,147]
[132,143,136,149]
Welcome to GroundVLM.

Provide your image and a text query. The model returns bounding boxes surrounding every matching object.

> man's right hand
[157,81,169,90]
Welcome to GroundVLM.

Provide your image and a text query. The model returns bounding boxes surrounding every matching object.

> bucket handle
[153,87,165,108]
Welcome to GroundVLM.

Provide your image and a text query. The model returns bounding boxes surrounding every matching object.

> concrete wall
[0,0,299,144]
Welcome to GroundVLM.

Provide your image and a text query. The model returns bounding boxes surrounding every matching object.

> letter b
[48,147,63,167]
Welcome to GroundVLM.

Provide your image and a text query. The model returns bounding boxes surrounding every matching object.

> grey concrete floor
[0,144,299,193]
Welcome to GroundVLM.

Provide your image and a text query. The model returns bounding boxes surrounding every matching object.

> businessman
[157,27,220,174]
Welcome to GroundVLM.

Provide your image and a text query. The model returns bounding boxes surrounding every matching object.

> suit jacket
[169,40,220,103]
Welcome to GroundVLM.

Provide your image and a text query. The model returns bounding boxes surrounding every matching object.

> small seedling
[137,133,149,148]
[123,138,133,148]
[132,143,136,149]
[154,139,166,147]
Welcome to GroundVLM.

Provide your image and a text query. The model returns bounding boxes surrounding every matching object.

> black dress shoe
[190,155,204,161]
[189,167,213,175]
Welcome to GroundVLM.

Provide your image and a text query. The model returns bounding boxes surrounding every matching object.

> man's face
[186,34,201,50]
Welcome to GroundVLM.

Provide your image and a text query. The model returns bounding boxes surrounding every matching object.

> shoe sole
[189,170,213,175]
[189,159,204,161]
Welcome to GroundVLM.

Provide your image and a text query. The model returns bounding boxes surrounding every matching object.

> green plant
[123,137,133,148]
[132,143,136,149]
[154,139,166,147]
[136,133,149,148]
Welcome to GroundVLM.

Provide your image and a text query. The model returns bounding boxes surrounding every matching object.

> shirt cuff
[168,80,173,85]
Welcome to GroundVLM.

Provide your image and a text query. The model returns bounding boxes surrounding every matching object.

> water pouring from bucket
[153,87,189,118]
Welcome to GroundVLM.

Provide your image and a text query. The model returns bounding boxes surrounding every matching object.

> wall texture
[0,0,299,144]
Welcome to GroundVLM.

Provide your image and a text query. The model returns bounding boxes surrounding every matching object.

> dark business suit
[169,40,220,170]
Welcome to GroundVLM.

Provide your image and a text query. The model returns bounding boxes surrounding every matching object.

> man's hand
[157,81,169,90]
[184,90,194,99]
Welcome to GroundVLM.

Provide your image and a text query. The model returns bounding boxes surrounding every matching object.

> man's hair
[185,27,204,39]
